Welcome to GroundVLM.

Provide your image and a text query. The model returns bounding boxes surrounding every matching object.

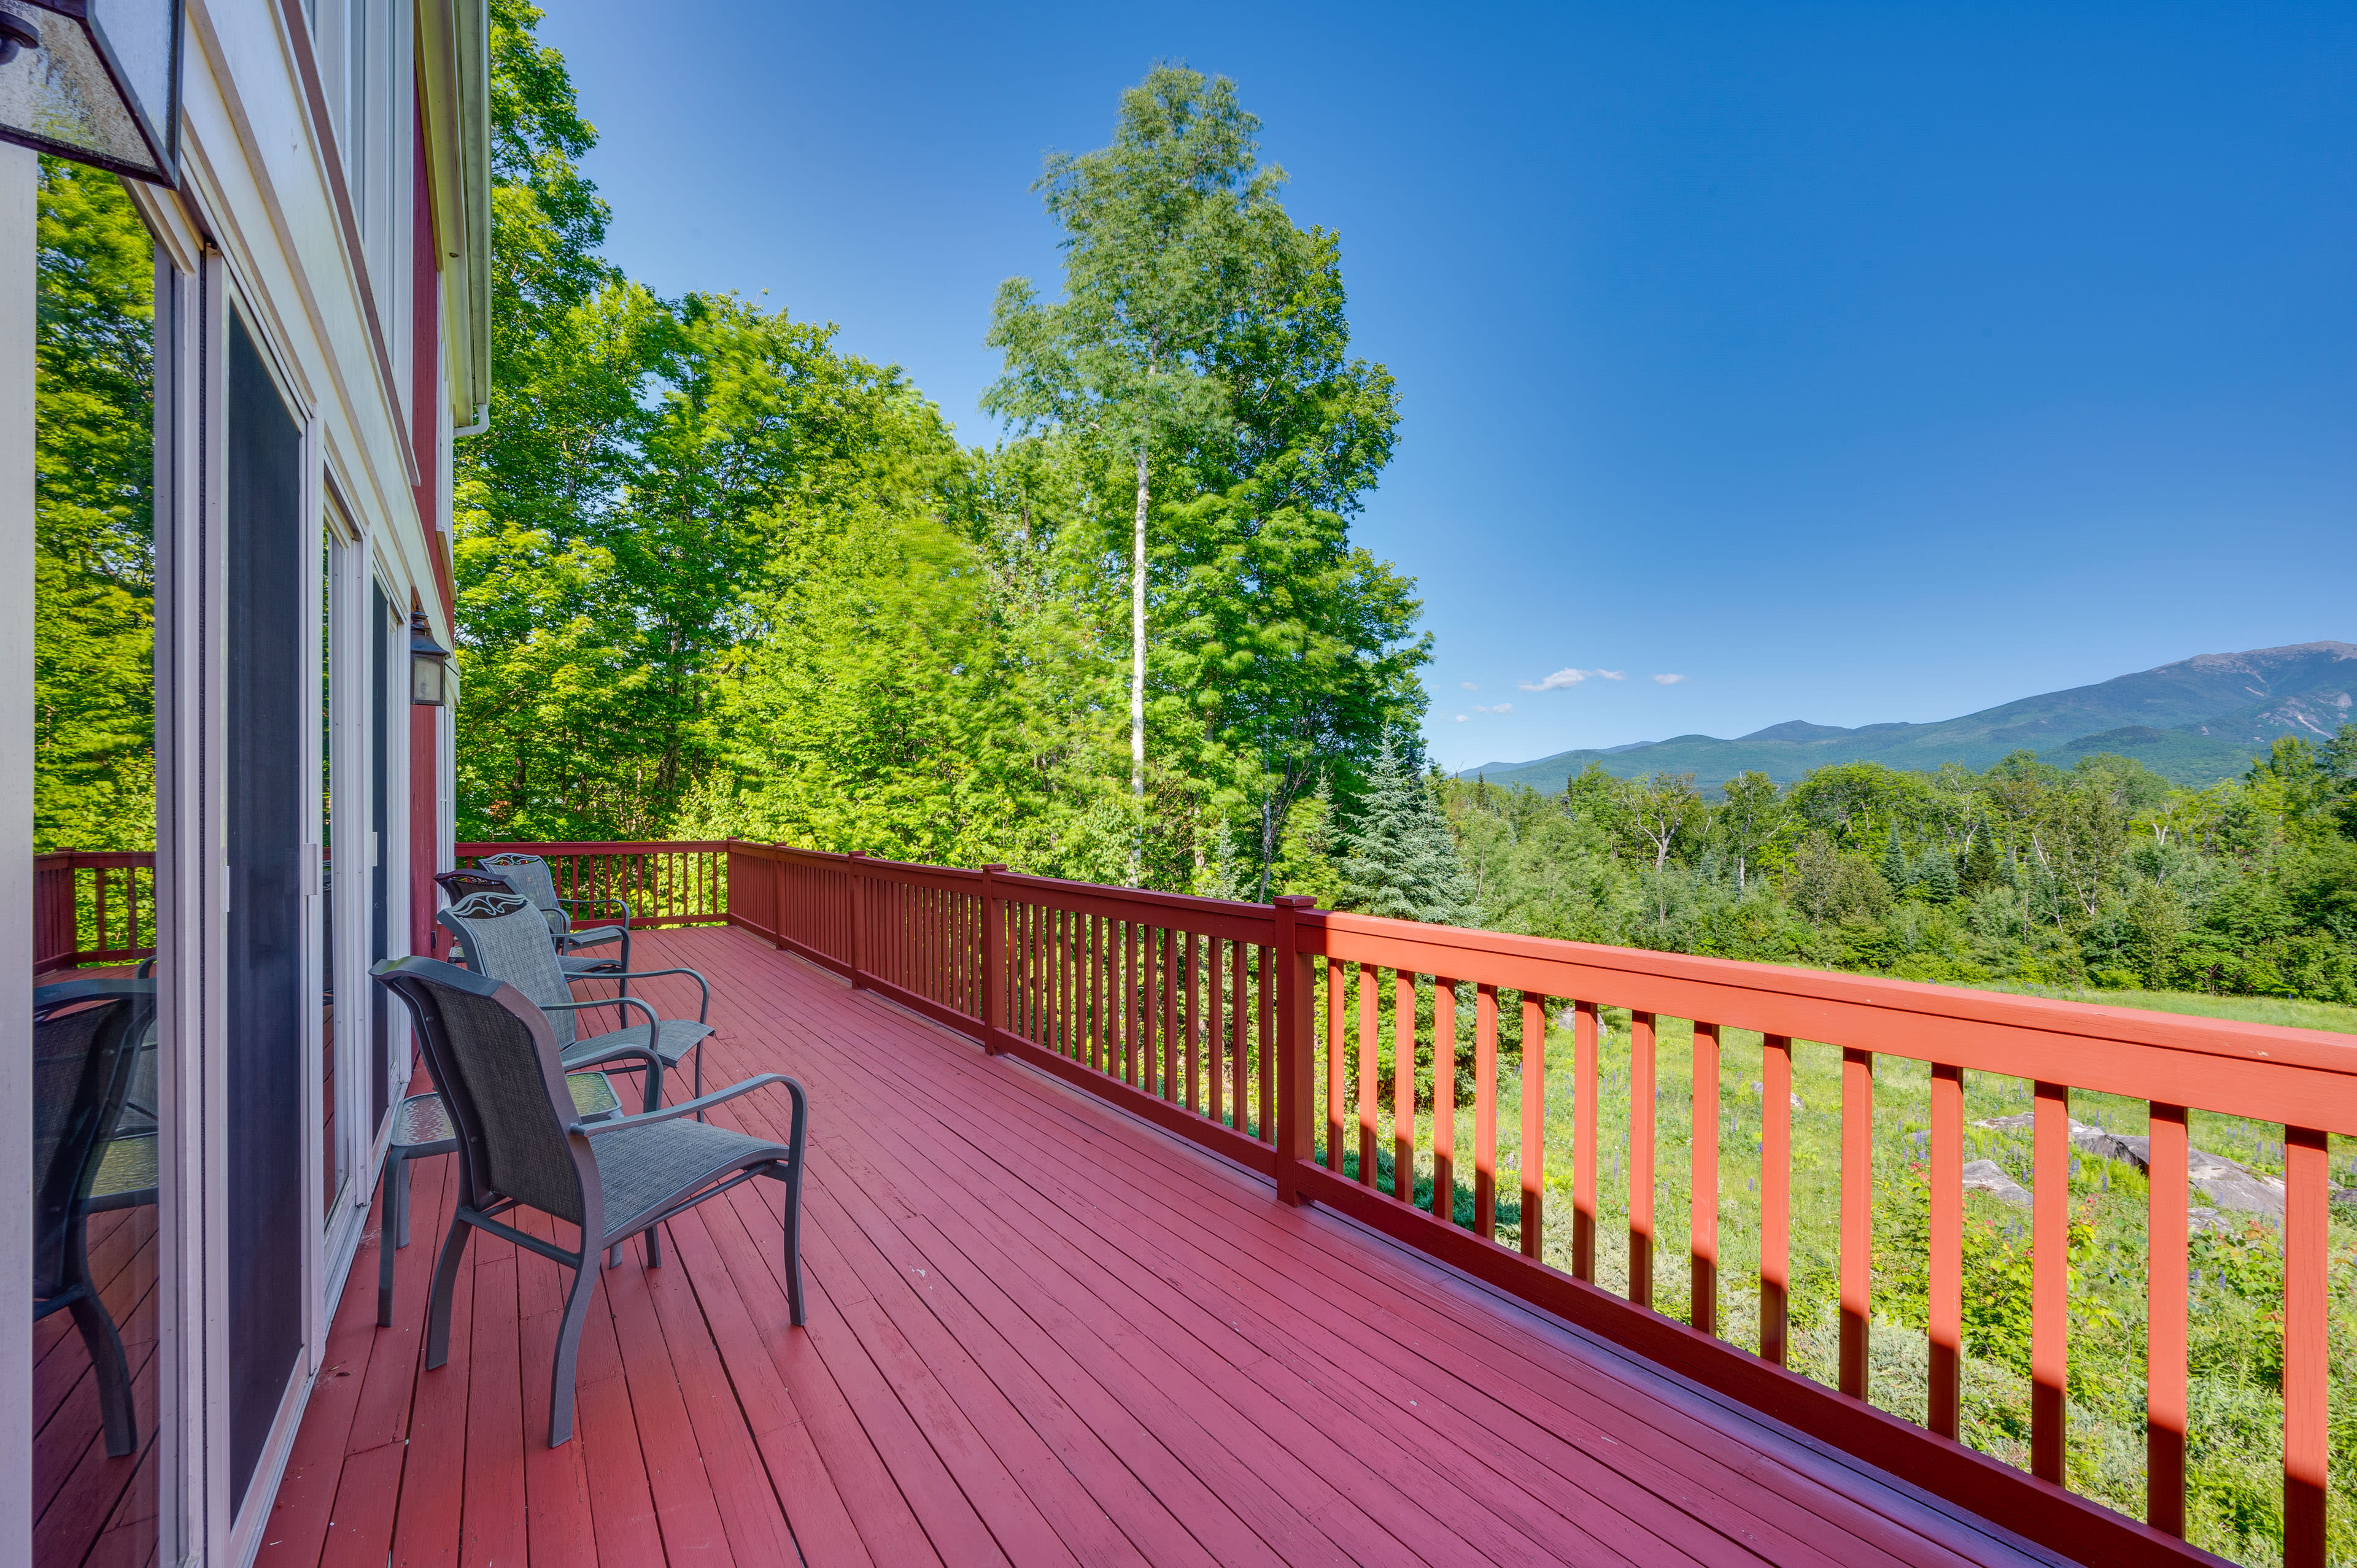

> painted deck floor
[254,924,2060,1568]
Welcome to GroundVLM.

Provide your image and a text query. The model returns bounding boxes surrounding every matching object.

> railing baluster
[1134,922,1149,1090]
[1208,937,1227,1127]
[1231,939,1248,1135]
[1357,964,1378,1186]
[1391,970,1415,1204]
[1929,1064,1964,1439]
[1691,1021,1719,1336]
[1520,994,1545,1259]
[1629,1011,1656,1308]
[2285,1125,2329,1568]
[1326,957,1347,1170]
[2146,1102,2188,1535]
[1257,944,1274,1143]
[1433,979,1457,1221]
[1840,1047,1875,1399]
[1474,984,1498,1239]
[1185,933,1202,1113]
[1761,1033,1792,1365]
[1161,928,1178,1100]
[2030,1079,2069,1481]
[1574,1000,1598,1281]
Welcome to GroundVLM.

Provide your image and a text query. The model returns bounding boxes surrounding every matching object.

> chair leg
[392,1150,414,1248]
[64,1216,136,1455]
[644,1221,662,1269]
[378,1158,400,1328]
[547,1257,599,1446]
[66,1289,136,1457]
[692,1037,706,1121]
[779,1164,805,1327]
[424,1215,473,1370]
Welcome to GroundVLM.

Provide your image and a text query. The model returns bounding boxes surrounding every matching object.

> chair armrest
[543,994,660,1035]
[599,966,710,1024]
[560,895,635,926]
[568,1073,802,1137]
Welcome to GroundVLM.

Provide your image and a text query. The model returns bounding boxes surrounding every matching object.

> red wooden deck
[252,925,2057,1567]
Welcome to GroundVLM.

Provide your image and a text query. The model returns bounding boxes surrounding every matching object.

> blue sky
[538,1,2357,772]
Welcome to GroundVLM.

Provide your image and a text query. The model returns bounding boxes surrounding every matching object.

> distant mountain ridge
[1461,641,2357,794]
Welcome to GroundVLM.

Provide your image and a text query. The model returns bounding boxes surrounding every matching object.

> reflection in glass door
[321,536,339,1220]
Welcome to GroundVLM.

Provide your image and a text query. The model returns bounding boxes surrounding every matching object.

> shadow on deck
[254,924,2056,1567]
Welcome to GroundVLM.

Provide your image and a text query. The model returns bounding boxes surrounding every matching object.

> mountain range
[1460,642,2356,795]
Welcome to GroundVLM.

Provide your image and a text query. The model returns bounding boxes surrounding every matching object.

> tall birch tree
[985,65,1295,881]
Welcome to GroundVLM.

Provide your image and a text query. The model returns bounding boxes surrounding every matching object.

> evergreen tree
[1916,850,1960,904]
[1339,737,1474,924]
[1881,822,1910,891]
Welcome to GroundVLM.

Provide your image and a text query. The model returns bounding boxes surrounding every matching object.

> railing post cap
[1272,894,1318,909]
[981,862,1009,872]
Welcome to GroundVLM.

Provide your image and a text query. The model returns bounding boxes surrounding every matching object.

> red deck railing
[33,850,157,975]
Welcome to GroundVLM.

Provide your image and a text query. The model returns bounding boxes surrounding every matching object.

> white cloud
[1453,713,1469,722]
[1459,681,1478,690]
[1520,666,1628,690]
[1473,703,1514,715]
[1652,673,1688,685]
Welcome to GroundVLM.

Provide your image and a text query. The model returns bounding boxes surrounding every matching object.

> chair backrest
[476,853,569,937]
[31,981,155,1296]
[436,890,579,1048]
[370,957,594,1228]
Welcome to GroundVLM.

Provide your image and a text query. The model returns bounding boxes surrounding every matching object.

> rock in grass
[1962,1159,2032,1207]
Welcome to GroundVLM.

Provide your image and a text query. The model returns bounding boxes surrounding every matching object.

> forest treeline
[1433,737,2357,1004]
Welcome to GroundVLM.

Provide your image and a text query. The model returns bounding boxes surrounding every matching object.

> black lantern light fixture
[0,0,182,185]
[410,610,452,708]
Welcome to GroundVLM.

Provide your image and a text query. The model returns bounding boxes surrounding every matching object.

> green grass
[1967,981,2357,1036]
[1309,998,2357,1568]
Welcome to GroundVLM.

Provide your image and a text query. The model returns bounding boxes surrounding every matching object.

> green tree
[1339,738,1474,925]
[986,64,1417,892]
[1717,770,1786,892]
[35,157,155,852]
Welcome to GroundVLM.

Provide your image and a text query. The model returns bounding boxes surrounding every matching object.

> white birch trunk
[1129,444,1149,884]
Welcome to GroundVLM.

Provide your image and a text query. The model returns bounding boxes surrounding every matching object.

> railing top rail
[34,849,155,867]
[733,840,1284,935]
[1308,905,2357,1130]
[456,840,732,855]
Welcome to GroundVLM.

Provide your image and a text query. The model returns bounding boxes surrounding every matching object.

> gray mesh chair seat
[371,956,806,1447]
[439,890,714,1114]
[33,979,159,1458]
[377,1072,623,1326]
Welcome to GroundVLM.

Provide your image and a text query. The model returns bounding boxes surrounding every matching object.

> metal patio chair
[370,956,806,1447]
[433,866,627,986]
[438,890,714,1114]
[32,979,160,1458]
[475,851,633,978]
[376,1068,625,1326]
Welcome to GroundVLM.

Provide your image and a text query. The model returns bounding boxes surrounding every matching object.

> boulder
[1961,1159,2032,1207]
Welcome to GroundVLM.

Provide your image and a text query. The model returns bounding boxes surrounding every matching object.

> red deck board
[705,986,1635,1567]
[773,951,1991,1568]
[795,1172,1217,1568]
[251,924,2057,1568]
[459,1252,529,1568]
[802,989,1854,1567]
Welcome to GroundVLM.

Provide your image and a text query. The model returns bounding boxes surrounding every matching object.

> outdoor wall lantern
[0,0,181,184]
[410,611,452,707]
